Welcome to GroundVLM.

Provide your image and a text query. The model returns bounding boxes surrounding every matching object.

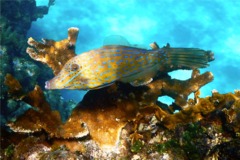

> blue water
[28,0,240,103]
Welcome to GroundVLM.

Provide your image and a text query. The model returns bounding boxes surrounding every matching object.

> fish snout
[45,81,51,89]
[45,78,65,89]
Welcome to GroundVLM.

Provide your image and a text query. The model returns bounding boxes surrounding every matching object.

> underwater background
[1,0,240,159]
[28,0,240,103]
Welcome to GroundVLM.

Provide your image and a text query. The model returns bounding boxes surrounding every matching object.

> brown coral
[133,89,240,132]
[4,74,24,99]
[4,74,141,149]
[26,27,79,75]
[73,92,140,149]
[4,74,88,138]
[139,69,213,108]
[4,27,226,156]
[5,72,239,154]
[3,28,240,157]
[3,80,240,159]
[67,68,214,148]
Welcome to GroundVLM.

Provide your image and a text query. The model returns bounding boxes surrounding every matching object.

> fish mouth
[45,80,61,89]
[45,79,67,89]
[45,81,51,89]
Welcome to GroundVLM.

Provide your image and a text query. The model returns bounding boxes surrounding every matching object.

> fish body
[45,45,212,90]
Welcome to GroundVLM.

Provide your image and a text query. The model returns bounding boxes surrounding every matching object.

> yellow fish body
[45,45,212,90]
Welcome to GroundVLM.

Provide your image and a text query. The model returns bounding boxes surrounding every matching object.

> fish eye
[70,63,80,71]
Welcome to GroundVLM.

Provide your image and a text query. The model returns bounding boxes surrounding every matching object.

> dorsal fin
[103,35,148,49]
[103,35,130,46]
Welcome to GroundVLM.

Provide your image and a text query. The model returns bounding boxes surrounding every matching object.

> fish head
[45,56,88,89]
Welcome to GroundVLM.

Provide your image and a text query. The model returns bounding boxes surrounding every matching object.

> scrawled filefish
[45,37,213,90]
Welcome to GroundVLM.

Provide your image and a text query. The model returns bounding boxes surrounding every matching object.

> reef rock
[1,0,56,127]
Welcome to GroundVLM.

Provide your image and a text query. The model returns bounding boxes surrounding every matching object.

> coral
[135,69,213,108]
[6,28,214,151]
[160,90,240,129]
[4,74,139,149]
[4,74,24,99]
[56,68,213,148]
[26,27,79,75]
[73,88,140,149]
[130,90,240,159]
[2,27,240,159]
[2,72,240,159]
[4,74,88,138]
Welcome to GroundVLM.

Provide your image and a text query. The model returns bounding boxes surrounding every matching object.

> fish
[45,37,214,90]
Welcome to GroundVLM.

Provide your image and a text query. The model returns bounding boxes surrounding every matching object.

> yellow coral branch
[26,27,79,75]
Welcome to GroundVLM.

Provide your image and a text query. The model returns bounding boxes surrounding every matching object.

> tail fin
[162,48,214,68]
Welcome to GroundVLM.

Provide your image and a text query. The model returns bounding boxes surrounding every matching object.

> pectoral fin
[130,78,153,87]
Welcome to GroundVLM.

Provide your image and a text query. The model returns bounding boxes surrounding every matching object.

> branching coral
[22,28,215,148]
[5,27,240,159]
[4,74,88,137]
[4,74,140,149]
[26,27,78,75]
[1,15,239,157]
[154,90,240,129]
[133,69,213,108]
[3,75,239,159]
[4,70,216,150]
